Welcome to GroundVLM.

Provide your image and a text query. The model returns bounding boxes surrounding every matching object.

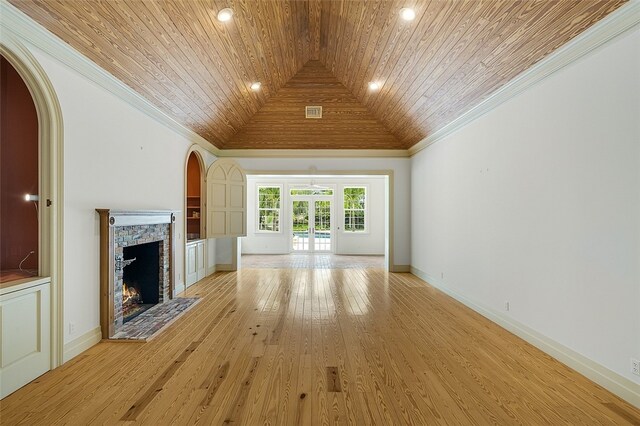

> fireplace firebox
[122,241,160,322]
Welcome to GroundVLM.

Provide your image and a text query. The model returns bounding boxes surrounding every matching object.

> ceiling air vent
[305,106,322,119]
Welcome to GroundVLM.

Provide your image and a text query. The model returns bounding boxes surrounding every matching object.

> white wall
[232,157,411,268]
[411,27,640,385]
[24,43,217,346]
[243,175,386,255]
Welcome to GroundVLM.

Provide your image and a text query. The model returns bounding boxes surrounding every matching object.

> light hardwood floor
[2,268,639,425]
[241,254,385,269]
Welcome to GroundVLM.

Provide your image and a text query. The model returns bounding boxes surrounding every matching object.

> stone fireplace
[96,210,176,339]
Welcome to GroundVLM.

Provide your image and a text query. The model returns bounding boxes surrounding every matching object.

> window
[257,186,281,232]
[343,186,366,232]
[290,188,333,196]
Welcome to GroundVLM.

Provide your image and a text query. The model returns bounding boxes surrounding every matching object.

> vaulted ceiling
[10,0,626,150]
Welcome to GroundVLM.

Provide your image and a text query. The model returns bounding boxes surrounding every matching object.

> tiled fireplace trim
[113,223,170,330]
[96,210,176,339]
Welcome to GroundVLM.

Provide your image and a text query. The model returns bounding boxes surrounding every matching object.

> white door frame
[290,194,334,253]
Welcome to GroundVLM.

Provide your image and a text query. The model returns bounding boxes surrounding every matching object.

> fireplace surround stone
[96,210,176,339]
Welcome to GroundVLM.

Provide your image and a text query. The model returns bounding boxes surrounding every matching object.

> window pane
[259,186,280,209]
[258,187,280,231]
[344,187,365,209]
[343,187,366,231]
[258,209,279,232]
[344,209,365,231]
[290,188,333,196]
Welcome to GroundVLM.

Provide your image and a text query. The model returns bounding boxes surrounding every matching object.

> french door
[291,197,333,252]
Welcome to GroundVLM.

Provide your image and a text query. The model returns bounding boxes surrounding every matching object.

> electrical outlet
[441,272,444,279]
[632,358,640,376]
[504,301,510,311]
[68,322,76,335]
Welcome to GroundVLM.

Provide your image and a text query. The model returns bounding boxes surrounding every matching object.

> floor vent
[305,106,322,119]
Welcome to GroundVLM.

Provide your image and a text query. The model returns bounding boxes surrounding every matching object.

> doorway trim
[1,36,65,367]
[290,193,335,253]
[244,170,396,272]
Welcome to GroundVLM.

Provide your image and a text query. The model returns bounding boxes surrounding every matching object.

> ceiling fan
[306,180,329,190]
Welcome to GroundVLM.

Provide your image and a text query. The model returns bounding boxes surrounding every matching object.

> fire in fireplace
[122,241,160,322]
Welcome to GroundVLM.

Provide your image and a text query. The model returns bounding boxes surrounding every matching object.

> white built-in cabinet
[0,279,51,398]
[184,157,246,287]
[185,239,205,287]
[206,159,247,237]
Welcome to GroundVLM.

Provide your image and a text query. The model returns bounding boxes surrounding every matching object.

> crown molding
[408,0,640,157]
[217,149,410,158]
[0,0,220,156]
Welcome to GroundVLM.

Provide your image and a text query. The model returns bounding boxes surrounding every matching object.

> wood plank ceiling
[9,0,627,150]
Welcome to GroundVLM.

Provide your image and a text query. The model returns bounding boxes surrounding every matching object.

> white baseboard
[63,326,101,364]
[174,281,186,296]
[207,265,216,275]
[215,263,236,272]
[391,264,411,273]
[410,267,640,409]
[241,252,290,255]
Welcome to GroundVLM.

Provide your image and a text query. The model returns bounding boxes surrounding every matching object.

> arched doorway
[0,40,64,397]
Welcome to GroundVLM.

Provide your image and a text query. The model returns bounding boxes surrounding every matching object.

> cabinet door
[0,282,51,398]
[186,243,197,287]
[196,241,205,281]
[206,159,246,237]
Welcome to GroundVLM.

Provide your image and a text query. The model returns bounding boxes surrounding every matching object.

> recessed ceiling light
[399,8,416,21]
[250,82,262,91]
[368,81,381,91]
[217,8,233,22]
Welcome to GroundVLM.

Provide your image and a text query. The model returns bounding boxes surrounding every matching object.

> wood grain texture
[317,0,627,148]
[224,60,400,149]
[1,267,639,424]
[9,0,626,150]
[9,0,626,149]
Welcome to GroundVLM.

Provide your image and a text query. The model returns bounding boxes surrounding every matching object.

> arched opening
[0,56,39,282]
[186,151,204,240]
[0,39,64,398]
[184,149,206,289]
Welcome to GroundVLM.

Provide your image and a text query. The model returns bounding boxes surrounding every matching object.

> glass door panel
[292,200,310,251]
[314,200,331,252]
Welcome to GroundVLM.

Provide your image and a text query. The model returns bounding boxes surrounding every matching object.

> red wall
[186,153,201,196]
[186,153,201,236]
[1,56,39,270]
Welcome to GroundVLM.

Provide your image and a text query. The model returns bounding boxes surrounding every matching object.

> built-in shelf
[186,152,203,239]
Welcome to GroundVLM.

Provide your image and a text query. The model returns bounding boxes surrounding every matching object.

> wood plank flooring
[241,254,385,269]
[2,268,639,425]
